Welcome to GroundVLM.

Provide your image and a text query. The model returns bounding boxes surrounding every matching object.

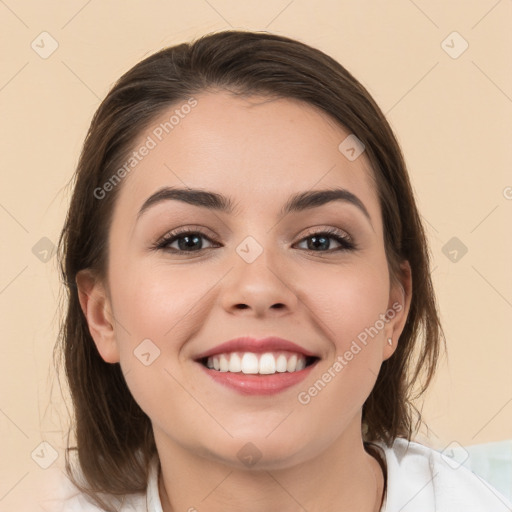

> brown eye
[156,230,219,253]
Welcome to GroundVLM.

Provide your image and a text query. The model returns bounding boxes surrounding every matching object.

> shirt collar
[146,456,163,512]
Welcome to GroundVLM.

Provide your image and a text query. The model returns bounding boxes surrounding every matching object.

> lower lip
[197,361,317,396]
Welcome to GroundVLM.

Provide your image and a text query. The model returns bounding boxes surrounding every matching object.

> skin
[77,91,412,512]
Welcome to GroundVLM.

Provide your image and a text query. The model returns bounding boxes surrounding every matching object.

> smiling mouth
[198,351,319,375]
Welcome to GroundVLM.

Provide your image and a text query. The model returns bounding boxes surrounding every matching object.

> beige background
[1,0,511,507]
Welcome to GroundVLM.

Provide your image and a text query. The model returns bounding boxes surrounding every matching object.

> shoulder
[28,463,150,512]
[374,437,512,512]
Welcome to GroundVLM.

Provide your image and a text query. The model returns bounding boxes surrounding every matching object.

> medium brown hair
[56,29,444,508]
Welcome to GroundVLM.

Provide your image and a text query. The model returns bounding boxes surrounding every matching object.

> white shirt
[33,438,512,511]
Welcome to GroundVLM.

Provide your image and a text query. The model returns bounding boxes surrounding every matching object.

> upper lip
[194,336,319,360]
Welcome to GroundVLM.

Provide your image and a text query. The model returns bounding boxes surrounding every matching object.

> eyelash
[153,227,356,254]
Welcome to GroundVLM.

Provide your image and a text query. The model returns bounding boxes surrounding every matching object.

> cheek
[105,258,204,409]
[295,257,390,406]
[109,258,211,349]
[302,257,390,346]
[107,260,216,442]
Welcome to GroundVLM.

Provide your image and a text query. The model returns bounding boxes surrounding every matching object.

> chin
[199,432,314,471]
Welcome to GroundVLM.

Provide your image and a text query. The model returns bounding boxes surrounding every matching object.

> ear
[75,269,120,363]
[383,260,412,360]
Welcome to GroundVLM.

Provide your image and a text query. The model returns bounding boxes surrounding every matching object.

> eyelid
[154,225,216,244]
[152,225,357,254]
[298,225,352,242]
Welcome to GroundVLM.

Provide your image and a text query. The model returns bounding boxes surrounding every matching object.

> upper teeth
[206,352,307,374]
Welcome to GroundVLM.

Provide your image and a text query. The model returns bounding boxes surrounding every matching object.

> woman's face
[81,91,410,469]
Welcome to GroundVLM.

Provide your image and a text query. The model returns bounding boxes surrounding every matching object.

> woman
[41,30,510,511]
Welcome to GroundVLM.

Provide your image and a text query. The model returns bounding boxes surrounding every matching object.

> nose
[220,245,299,317]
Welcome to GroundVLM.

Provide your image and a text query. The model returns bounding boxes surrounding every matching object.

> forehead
[112,90,380,223]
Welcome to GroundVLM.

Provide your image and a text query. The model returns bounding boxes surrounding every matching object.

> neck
[155,418,385,512]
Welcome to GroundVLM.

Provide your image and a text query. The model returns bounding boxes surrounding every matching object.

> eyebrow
[137,186,373,227]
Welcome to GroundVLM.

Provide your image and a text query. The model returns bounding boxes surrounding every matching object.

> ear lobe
[383,260,413,360]
[75,269,120,364]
